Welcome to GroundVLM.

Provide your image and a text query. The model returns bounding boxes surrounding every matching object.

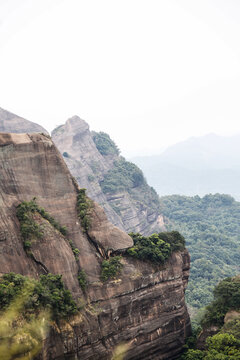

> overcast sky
[0,0,240,157]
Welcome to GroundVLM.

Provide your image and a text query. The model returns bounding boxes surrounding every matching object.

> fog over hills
[131,133,240,200]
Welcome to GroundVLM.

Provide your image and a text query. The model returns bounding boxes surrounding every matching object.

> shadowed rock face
[0,107,48,134]
[52,116,166,235]
[0,133,191,359]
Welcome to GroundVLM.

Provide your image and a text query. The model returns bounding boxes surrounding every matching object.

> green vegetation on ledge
[16,198,82,267]
[0,273,77,320]
[78,270,88,291]
[100,158,144,194]
[100,256,123,282]
[77,188,93,232]
[16,198,67,248]
[160,194,240,309]
[16,200,43,251]
[92,131,120,156]
[127,231,185,263]
[97,152,161,234]
[68,240,80,260]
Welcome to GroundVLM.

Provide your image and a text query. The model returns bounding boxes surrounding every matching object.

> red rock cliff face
[0,133,191,359]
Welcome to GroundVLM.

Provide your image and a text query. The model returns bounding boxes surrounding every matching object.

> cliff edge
[0,132,191,359]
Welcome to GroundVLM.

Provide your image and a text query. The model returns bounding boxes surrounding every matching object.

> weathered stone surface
[197,326,219,350]
[52,116,167,235]
[0,133,191,359]
[0,132,132,284]
[41,250,191,360]
[88,201,133,254]
[224,310,240,323]
[0,107,48,134]
[0,108,166,236]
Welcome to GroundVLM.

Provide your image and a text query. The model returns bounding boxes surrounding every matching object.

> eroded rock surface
[0,107,47,134]
[52,116,166,235]
[0,133,191,359]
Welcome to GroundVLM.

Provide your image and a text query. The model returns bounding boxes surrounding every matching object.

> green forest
[182,276,240,359]
[160,194,240,310]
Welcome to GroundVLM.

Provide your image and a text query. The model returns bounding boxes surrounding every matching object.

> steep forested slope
[160,194,240,309]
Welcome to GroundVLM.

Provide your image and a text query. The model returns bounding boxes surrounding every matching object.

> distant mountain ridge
[132,133,240,199]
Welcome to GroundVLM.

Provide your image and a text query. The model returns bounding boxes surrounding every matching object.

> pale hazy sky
[0,0,240,157]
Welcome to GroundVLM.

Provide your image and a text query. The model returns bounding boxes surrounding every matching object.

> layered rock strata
[0,132,191,359]
[0,108,166,235]
[52,116,166,235]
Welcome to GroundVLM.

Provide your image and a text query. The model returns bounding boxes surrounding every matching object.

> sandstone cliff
[52,116,166,235]
[0,133,191,359]
[0,107,166,235]
[0,107,48,134]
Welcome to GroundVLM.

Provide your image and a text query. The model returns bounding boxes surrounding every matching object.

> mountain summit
[52,115,166,235]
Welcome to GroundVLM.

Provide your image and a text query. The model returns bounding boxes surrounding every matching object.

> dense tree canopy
[160,194,240,309]
[92,131,120,156]
[127,231,185,263]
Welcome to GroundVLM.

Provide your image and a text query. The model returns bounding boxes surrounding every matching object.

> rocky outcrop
[0,132,131,285]
[0,107,48,134]
[196,326,219,350]
[0,133,191,359]
[45,251,191,360]
[52,116,166,235]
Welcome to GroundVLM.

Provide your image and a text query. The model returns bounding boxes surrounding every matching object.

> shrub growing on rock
[127,231,185,264]
[77,188,92,232]
[100,256,123,282]
[0,273,77,320]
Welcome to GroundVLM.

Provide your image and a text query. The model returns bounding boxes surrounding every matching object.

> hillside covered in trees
[182,276,240,359]
[160,194,240,310]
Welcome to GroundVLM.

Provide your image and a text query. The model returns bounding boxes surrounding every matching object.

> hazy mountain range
[132,133,240,200]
